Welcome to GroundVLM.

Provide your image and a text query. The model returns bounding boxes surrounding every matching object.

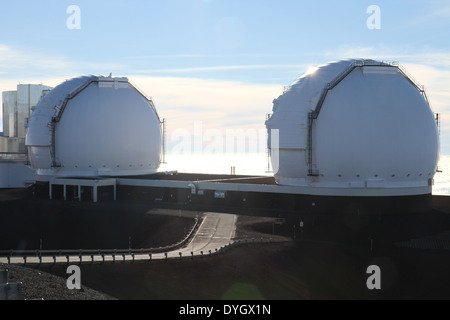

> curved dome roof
[26,75,162,180]
[270,59,392,119]
[265,59,439,196]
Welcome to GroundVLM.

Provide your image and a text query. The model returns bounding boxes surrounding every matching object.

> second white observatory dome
[25,75,162,180]
[265,59,439,196]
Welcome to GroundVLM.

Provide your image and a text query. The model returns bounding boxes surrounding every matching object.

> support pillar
[93,185,98,203]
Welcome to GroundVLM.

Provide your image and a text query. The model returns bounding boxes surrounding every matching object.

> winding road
[0,212,238,265]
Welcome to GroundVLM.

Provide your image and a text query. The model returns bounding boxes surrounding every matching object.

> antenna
[160,118,167,164]
[435,112,441,136]
[265,113,272,173]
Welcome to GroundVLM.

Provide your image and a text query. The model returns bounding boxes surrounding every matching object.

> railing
[0,153,27,161]
[53,78,100,123]
[0,217,200,262]
[0,235,285,265]
[128,80,161,123]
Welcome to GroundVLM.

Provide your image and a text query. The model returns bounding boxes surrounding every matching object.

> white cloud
[134,64,306,75]
[0,44,129,79]
[129,75,282,133]
[405,5,450,27]
[129,75,282,154]
[0,74,282,151]
[0,45,73,76]
[0,44,287,139]
[1,43,449,154]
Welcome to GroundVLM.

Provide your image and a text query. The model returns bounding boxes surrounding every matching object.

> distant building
[1,84,52,153]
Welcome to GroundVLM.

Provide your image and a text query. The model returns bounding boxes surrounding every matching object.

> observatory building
[265,59,439,198]
[25,75,162,182]
[1,84,52,153]
[0,84,51,188]
[20,62,440,213]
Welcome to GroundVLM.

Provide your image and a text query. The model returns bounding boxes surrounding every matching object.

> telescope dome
[25,75,162,180]
[265,59,439,196]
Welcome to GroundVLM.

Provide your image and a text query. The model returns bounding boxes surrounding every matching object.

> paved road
[185,212,237,255]
[0,212,237,265]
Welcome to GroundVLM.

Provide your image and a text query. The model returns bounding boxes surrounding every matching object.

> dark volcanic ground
[1,189,450,300]
[0,189,196,251]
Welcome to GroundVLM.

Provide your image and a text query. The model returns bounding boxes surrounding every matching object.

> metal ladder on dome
[306,60,401,176]
[306,60,365,176]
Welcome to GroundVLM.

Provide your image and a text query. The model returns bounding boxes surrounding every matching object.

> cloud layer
[0,44,449,154]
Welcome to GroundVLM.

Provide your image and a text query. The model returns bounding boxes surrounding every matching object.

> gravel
[0,263,116,300]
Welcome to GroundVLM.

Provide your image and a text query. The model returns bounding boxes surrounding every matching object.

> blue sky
[1,0,450,154]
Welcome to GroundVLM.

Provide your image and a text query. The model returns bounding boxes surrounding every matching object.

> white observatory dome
[25,75,162,180]
[265,59,439,196]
